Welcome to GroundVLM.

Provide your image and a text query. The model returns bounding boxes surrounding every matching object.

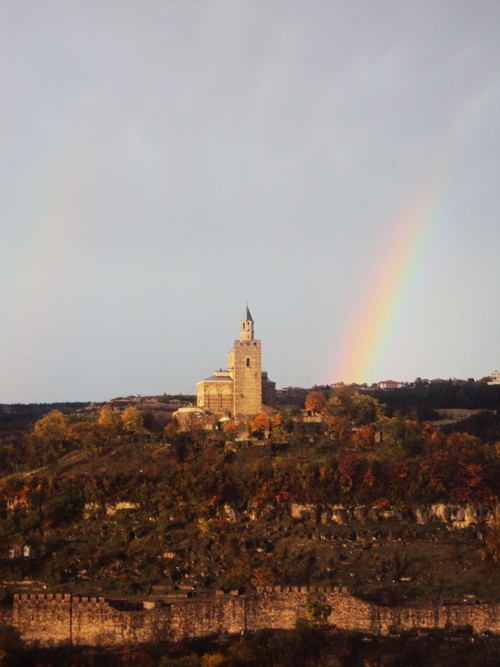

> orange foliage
[271,412,283,427]
[352,425,375,450]
[325,416,351,446]
[223,422,238,439]
[250,413,270,437]
[305,391,327,413]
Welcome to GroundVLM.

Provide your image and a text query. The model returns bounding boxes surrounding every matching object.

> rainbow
[331,159,455,385]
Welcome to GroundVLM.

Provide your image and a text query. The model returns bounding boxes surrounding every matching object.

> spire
[242,304,254,323]
[240,304,254,341]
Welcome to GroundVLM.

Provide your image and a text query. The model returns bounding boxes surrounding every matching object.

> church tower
[229,306,262,418]
[240,305,254,341]
[197,306,275,419]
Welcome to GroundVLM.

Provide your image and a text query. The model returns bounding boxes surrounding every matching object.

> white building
[488,371,500,385]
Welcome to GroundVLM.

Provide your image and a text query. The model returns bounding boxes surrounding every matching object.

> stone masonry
[197,306,275,419]
[7,587,500,648]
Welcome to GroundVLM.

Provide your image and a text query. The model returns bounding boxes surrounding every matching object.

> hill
[1,385,500,611]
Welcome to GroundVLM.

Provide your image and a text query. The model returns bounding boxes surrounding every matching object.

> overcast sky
[1,0,499,403]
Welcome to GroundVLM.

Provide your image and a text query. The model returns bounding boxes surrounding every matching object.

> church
[196,306,276,419]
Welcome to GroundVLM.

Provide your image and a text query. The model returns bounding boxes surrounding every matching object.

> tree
[305,391,327,414]
[223,422,238,440]
[306,594,331,623]
[348,392,383,425]
[352,425,375,450]
[325,416,351,447]
[420,432,494,503]
[121,406,145,438]
[67,421,103,476]
[327,389,383,426]
[250,413,270,438]
[33,410,67,444]
[29,410,68,473]
[98,406,122,431]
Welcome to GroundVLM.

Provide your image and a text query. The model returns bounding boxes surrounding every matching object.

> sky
[1,0,499,403]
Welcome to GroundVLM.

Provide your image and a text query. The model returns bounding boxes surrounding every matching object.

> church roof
[242,305,254,322]
[202,374,233,383]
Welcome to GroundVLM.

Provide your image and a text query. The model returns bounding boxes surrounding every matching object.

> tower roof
[242,305,254,322]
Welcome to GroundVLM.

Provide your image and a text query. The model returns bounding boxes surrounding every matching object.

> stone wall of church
[197,381,233,415]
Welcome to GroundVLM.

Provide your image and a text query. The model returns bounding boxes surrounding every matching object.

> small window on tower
[246,358,251,367]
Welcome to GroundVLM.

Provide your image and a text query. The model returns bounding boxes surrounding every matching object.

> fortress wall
[379,603,500,634]
[70,597,167,646]
[13,593,72,646]
[168,597,245,639]
[0,606,13,627]
[10,589,500,647]
[246,586,308,630]
[247,586,379,634]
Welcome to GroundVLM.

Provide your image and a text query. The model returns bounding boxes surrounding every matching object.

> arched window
[246,357,251,367]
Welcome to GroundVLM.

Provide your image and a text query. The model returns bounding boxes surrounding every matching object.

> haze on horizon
[1,1,499,404]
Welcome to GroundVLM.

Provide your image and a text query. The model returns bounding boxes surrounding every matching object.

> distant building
[197,307,275,419]
[377,380,402,390]
[488,371,500,385]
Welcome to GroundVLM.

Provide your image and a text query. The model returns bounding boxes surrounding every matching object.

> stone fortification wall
[250,586,500,636]
[0,606,13,627]
[9,588,500,648]
[11,593,247,647]
[246,586,374,633]
[12,593,72,646]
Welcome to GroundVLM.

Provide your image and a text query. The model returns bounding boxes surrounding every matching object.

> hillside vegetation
[1,385,500,606]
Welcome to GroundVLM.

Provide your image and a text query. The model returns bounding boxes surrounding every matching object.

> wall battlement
[6,587,500,647]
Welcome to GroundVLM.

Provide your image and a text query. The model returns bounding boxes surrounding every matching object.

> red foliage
[338,454,361,478]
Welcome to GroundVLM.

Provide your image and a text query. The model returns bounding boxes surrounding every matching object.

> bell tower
[231,305,262,418]
[197,305,275,419]
[240,305,254,341]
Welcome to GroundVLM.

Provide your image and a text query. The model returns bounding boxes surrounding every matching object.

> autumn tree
[27,410,68,473]
[121,406,145,438]
[250,413,270,438]
[223,422,238,440]
[271,411,283,428]
[327,389,383,426]
[325,416,351,447]
[420,432,495,503]
[352,425,375,450]
[305,391,327,414]
[33,409,67,444]
[98,406,122,431]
